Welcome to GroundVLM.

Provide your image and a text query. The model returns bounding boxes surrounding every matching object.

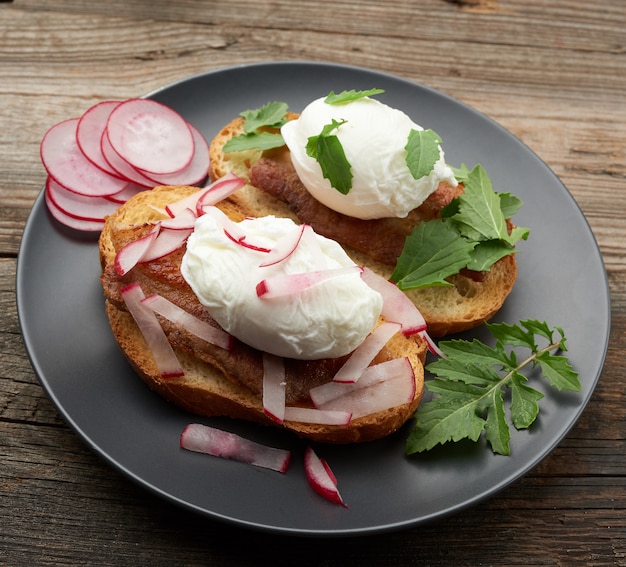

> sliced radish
[419,330,445,357]
[180,423,291,473]
[318,368,416,419]
[140,124,209,186]
[140,294,232,350]
[41,118,129,197]
[105,182,145,204]
[284,407,352,425]
[256,266,363,299]
[332,321,401,383]
[100,129,155,187]
[259,224,309,268]
[120,283,184,378]
[114,225,160,276]
[195,172,246,215]
[160,207,197,230]
[361,267,427,335]
[44,187,105,232]
[106,98,194,175]
[310,357,411,406]
[304,446,347,508]
[262,353,286,424]
[45,176,120,222]
[76,100,124,177]
[139,227,193,263]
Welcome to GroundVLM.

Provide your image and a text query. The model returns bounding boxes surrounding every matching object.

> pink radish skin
[256,266,363,299]
[262,353,286,424]
[44,187,105,232]
[40,118,129,197]
[106,98,194,175]
[76,100,124,177]
[195,173,245,215]
[45,176,120,222]
[332,321,401,383]
[304,446,347,508]
[140,294,232,351]
[180,423,291,473]
[120,283,184,378]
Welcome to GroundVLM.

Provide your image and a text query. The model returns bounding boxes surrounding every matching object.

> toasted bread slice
[99,185,426,444]
[209,115,518,337]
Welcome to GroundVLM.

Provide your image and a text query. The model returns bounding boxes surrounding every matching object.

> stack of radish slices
[40,99,210,231]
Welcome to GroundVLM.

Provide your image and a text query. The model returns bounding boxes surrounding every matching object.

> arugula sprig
[222,101,289,152]
[391,164,530,289]
[407,319,580,456]
[324,88,385,104]
[306,119,353,194]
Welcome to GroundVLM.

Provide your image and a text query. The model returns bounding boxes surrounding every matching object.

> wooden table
[2,0,625,564]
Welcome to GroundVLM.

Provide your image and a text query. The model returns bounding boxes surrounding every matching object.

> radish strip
[419,330,445,357]
[180,423,291,473]
[361,267,427,335]
[262,353,286,424]
[106,98,194,175]
[195,172,246,214]
[310,357,411,406]
[114,225,160,275]
[160,207,197,230]
[120,283,184,378]
[259,224,308,268]
[304,446,347,508]
[256,266,363,298]
[76,100,124,177]
[139,227,192,263]
[140,294,232,350]
[284,407,352,425]
[41,118,129,197]
[332,321,401,383]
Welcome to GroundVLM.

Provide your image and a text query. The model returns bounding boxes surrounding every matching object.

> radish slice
[100,130,155,187]
[139,227,192,263]
[310,357,411,406]
[160,207,197,230]
[120,283,184,378]
[76,100,124,177]
[259,224,309,268]
[318,365,416,419]
[361,267,427,335]
[332,321,401,383]
[40,118,129,197]
[105,182,146,204]
[419,330,445,357]
[45,176,120,222]
[256,266,363,299]
[140,294,232,350]
[44,187,105,232]
[140,124,209,186]
[304,446,347,508]
[284,407,352,425]
[262,353,286,424]
[195,172,246,214]
[180,423,291,473]
[114,225,160,276]
[106,98,194,175]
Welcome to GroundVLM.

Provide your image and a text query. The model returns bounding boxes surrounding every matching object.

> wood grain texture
[1,0,625,564]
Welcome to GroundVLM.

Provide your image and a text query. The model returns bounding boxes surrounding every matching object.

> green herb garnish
[306,119,353,194]
[391,164,530,289]
[405,129,443,180]
[407,320,580,456]
[222,101,289,152]
[324,88,385,104]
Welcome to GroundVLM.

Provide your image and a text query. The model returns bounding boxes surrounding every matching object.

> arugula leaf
[406,320,580,456]
[222,101,289,152]
[324,88,385,104]
[404,129,443,180]
[451,163,471,183]
[391,220,476,289]
[306,119,353,194]
[466,240,516,272]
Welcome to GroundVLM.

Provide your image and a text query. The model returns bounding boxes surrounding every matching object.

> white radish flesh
[100,130,156,187]
[44,187,105,232]
[180,423,291,473]
[114,225,160,276]
[262,353,286,424]
[283,407,352,425]
[45,176,120,222]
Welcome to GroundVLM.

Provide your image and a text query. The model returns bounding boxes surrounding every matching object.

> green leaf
[407,319,580,456]
[306,119,352,194]
[466,240,517,272]
[222,131,286,152]
[240,101,289,133]
[499,192,524,218]
[451,163,471,183]
[404,129,443,180]
[390,220,475,289]
[324,88,385,104]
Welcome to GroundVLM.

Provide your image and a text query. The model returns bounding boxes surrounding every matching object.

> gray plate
[17,61,610,536]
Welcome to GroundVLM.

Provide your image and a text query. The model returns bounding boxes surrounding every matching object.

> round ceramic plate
[17,61,610,536]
